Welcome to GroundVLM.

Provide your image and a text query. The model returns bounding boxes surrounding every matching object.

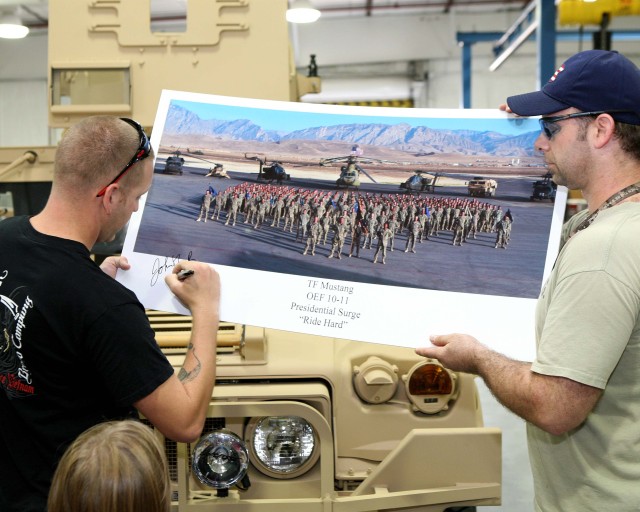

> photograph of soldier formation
[133,98,560,299]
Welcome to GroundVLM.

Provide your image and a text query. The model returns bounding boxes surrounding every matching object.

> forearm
[474,347,538,425]
[178,308,219,425]
[137,261,222,442]
[417,334,600,435]
[134,310,219,443]
[475,346,600,435]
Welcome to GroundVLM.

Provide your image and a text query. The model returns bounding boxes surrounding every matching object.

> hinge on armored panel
[89,0,249,47]
[239,325,267,363]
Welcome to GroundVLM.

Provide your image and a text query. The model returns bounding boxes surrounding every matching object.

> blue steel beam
[457,32,503,108]
[537,0,556,90]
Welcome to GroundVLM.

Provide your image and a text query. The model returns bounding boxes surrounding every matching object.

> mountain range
[164,103,539,157]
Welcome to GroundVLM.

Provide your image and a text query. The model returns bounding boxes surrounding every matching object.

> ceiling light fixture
[286,0,321,23]
[0,12,29,39]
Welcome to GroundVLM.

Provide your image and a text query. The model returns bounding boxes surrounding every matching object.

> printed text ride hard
[291,279,361,329]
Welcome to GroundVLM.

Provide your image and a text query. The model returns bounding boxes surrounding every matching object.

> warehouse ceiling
[3,0,529,30]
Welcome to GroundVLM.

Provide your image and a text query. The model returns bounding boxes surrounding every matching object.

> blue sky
[172,99,539,137]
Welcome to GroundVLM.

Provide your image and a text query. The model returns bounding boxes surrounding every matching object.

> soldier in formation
[373,222,393,264]
[303,216,322,255]
[404,216,420,253]
[328,217,348,259]
[196,189,214,222]
[349,220,364,258]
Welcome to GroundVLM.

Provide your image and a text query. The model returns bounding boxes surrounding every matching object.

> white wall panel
[0,80,49,146]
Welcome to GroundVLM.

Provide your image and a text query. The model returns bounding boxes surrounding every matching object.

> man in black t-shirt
[0,116,221,512]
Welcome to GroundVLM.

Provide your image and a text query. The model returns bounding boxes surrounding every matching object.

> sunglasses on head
[538,110,631,140]
[96,118,151,198]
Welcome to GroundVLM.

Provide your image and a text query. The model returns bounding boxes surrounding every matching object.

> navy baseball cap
[506,50,640,125]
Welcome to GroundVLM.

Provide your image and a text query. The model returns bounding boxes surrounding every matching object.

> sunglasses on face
[96,118,151,198]
[538,110,631,140]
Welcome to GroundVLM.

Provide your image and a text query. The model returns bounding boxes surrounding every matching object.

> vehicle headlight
[246,416,319,479]
[192,429,249,491]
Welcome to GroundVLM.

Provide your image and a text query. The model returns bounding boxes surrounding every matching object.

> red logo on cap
[549,65,565,82]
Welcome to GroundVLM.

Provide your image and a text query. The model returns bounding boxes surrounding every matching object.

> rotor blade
[320,157,346,166]
[186,154,221,165]
[360,167,377,184]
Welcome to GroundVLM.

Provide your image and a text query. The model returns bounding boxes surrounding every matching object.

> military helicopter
[531,172,557,201]
[160,148,226,177]
[399,170,434,194]
[319,154,382,189]
[400,170,469,194]
[244,154,291,184]
[204,163,229,179]
[162,149,185,175]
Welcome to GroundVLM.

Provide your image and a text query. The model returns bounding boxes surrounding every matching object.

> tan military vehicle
[1,2,502,510]
[467,178,498,198]
[148,312,501,511]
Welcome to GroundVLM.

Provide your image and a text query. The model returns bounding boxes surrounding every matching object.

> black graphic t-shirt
[0,216,174,512]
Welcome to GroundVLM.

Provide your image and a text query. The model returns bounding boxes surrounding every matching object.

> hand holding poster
[118,91,566,361]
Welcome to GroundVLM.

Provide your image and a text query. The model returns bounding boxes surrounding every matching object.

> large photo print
[119,91,566,360]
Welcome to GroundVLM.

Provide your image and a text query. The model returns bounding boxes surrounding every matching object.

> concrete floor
[476,380,534,511]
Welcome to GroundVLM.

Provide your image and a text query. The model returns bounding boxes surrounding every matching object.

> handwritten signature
[150,251,194,286]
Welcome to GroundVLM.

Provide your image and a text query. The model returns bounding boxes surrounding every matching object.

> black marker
[177,269,195,281]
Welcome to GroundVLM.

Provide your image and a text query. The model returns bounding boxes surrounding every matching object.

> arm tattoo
[178,343,202,383]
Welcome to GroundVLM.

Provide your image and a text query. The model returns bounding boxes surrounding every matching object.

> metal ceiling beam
[456,32,503,108]
[318,0,528,16]
[457,25,640,108]
[456,1,552,108]
[457,0,554,107]
[489,0,537,71]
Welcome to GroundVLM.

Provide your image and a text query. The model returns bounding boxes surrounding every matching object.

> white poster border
[118,90,567,362]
